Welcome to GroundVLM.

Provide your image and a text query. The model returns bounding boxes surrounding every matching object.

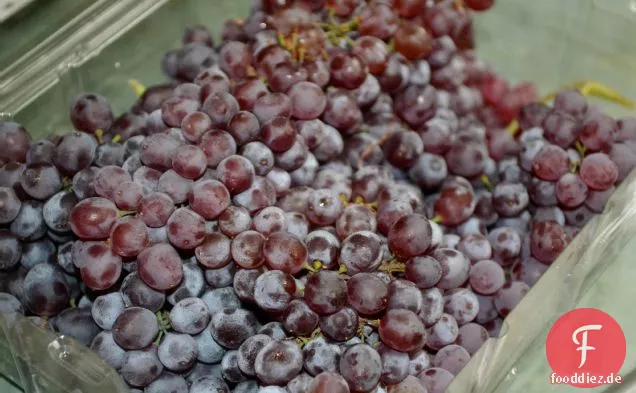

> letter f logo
[572,324,603,368]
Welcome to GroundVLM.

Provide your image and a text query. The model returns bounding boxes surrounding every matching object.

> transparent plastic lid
[0,0,170,118]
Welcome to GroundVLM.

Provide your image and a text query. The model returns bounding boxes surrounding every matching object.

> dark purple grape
[347,272,389,316]
[23,263,69,316]
[120,272,165,312]
[380,309,427,352]
[254,340,304,385]
[493,281,530,317]
[210,308,259,349]
[0,122,32,163]
[70,93,114,133]
[20,163,62,200]
[53,132,97,175]
[339,344,382,392]
[121,347,163,388]
[158,333,198,372]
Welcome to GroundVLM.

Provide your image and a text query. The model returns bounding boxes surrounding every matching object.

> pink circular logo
[546,308,626,388]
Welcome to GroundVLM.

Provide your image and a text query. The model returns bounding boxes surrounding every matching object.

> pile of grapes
[1,0,635,392]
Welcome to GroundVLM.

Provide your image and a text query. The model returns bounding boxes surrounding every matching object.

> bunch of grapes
[1,0,634,392]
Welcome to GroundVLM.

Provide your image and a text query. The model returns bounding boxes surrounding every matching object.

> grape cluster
[1,0,634,392]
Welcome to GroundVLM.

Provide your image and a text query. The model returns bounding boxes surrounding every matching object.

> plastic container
[2,0,636,392]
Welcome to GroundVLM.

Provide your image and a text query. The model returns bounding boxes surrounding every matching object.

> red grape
[110,216,149,257]
[70,197,119,239]
[263,231,308,274]
[137,243,184,291]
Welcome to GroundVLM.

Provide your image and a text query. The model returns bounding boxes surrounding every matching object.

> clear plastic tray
[2,0,636,392]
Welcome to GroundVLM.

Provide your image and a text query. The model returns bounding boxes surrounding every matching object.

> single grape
[53,307,100,346]
[69,197,118,240]
[405,256,442,289]
[133,166,161,194]
[112,306,159,350]
[386,279,424,314]
[394,22,433,60]
[90,331,126,370]
[319,307,358,342]
[52,132,97,175]
[218,205,252,237]
[194,321,227,364]
[263,231,308,274]
[417,368,454,393]
[140,133,183,171]
[443,288,480,325]
[433,344,471,375]
[198,129,238,169]
[202,92,240,128]
[221,350,246,383]
[531,144,569,181]
[254,270,297,312]
[231,230,266,268]
[78,242,122,291]
[432,248,470,289]
[158,333,198,372]
[120,272,165,312]
[377,343,409,385]
[91,292,125,330]
[218,41,252,79]
[579,152,619,191]
[492,182,529,217]
[283,299,319,337]
[328,52,367,90]
[189,377,230,393]
[20,163,62,200]
[469,260,506,295]
[252,340,303,385]
[120,347,163,388]
[0,187,21,224]
[555,172,588,208]
[145,373,189,393]
[210,308,259,349]
[241,141,275,176]
[304,270,347,315]
[305,230,340,270]
[137,243,184,291]
[70,93,114,133]
[347,272,389,316]
[287,81,327,121]
[215,155,256,195]
[338,231,384,274]
[494,281,530,317]
[339,344,382,392]
[336,204,377,240]
[194,232,231,269]
[322,89,363,135]
[455,322,489,356]
[530,220,570,264]
[487,227,522,267]
[167,207,206,250]
[380,309,427,352]
[0,122,32,163]
[434,178,476,227]
[109,216,148,257]
[112,181,143,211]
[309,372,350,393]
[169,297,210,335]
